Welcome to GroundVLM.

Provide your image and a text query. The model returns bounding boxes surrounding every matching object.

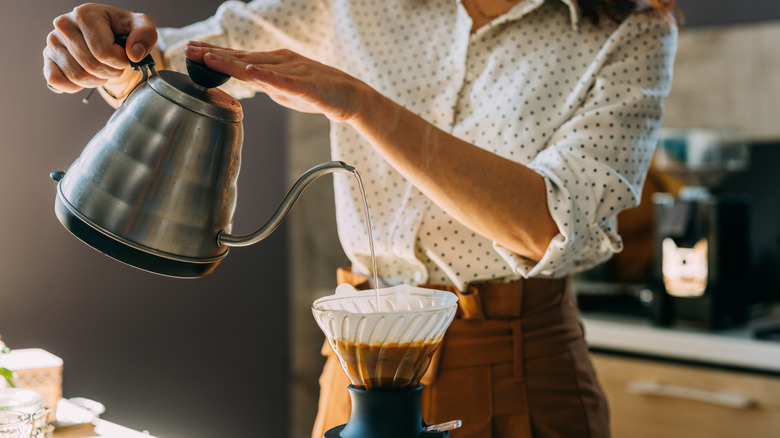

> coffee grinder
[650,129,751,330]
[311,284,462,438]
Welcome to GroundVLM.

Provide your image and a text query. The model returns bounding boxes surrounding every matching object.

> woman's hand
[185,41,371,123]
[43,3,158,97]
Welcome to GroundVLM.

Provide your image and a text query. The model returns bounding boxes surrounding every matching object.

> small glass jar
[0,388,53,438]
[0,410,33,437]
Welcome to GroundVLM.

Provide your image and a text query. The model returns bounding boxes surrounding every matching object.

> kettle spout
[217,161,356,248]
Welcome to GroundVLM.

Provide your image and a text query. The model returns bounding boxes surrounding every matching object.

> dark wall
[0,1,289,437]
[678,0,780,27]
[719,144,780,305]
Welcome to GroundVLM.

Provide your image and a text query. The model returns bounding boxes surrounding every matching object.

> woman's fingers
[201,50,256,79]
[185,45,271,82]
[43,3,157,93]
[49,23,121,83]
[71,4,158,64]
[182,44,207,64]
[112,10,158,62]
[44,33,109,91]
[186,41,288,65]
[43,49,87,94]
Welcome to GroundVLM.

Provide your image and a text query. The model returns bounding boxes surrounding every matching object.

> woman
[43,0,678,436]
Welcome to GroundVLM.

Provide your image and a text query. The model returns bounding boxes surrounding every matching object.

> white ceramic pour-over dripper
[312,284,458,390]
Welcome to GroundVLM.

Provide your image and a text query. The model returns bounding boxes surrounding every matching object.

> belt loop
[455,285,486,320]
[510,320,524,381]
[336,266,371,290]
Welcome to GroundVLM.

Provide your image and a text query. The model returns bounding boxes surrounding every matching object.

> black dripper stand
[324,385,457,438]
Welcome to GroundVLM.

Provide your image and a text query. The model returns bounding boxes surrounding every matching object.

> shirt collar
[468,0,581,32]
[557,0,581,30]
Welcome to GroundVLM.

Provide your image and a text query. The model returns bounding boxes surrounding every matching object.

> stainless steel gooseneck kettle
[51,38,354,278]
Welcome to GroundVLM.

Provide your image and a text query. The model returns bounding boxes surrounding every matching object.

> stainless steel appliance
[651,129,751,329]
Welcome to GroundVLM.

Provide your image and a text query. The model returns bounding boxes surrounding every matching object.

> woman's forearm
[348,88,559,262]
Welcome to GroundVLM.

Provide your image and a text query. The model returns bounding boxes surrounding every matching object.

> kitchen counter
[581,306,780,374]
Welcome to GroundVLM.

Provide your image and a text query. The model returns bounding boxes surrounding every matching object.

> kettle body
[54,69,244,277]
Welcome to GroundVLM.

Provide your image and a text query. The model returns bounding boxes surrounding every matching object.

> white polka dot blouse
[157,0,677,291]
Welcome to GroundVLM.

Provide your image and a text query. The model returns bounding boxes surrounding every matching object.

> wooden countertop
[53,423,97,438]
[53,420,155,438]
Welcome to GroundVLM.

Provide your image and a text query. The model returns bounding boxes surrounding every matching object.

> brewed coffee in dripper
[312,284,458,390]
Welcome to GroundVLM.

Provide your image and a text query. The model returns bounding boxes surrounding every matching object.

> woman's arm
[350,88,559,262]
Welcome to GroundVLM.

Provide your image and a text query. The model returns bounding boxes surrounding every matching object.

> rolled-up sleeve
[501,13,677,278]
[156,0,334,99]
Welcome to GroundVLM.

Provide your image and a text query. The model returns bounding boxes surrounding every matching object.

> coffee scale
[312,284,462,437]
[650,128,751,329]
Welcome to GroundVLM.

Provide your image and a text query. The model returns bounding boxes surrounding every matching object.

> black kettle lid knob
[186,59,231,89]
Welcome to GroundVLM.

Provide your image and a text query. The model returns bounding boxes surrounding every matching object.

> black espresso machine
[650,129,751,330]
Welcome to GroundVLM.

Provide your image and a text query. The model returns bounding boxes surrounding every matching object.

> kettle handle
[218,161,356,248]
[79,36,155,105]
[115,35,156,71]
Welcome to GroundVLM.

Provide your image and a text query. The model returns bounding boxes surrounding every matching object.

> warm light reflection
[662,237,708,297]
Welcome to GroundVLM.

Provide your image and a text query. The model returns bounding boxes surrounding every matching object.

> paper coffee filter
[312,284,458,389]
[312,284,458,346]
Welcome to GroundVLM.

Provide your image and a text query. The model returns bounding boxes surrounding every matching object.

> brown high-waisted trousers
[311,268,610,438]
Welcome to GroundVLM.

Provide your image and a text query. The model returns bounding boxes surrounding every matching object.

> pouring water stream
[351,169,380,309]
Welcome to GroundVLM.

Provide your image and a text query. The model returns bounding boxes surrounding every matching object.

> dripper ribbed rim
[311,284,458,389]
[312,284,458,315]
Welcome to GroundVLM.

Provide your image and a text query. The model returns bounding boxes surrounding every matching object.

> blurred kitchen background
[1,1,779,437]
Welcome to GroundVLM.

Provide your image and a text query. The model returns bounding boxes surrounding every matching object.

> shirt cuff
[492,232,568,279]
[157,16,226,66]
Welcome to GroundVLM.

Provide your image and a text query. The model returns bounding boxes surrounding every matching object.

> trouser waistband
[336,266,570,320]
